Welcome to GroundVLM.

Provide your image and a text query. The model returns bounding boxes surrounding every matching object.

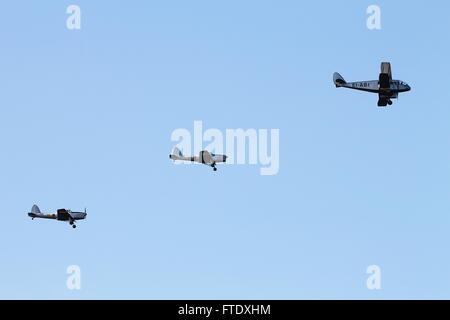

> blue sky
[0,0,449,299]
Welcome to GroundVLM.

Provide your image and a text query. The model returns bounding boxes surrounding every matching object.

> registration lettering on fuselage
[352,82,371,88]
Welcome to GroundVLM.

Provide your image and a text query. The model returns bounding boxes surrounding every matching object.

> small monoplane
[28,205,87,229]
[169,148,227,171]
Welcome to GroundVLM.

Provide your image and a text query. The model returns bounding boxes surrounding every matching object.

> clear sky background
[0,0,449,299]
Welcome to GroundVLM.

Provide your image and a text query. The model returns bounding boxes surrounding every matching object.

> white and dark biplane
[334,62,411,106]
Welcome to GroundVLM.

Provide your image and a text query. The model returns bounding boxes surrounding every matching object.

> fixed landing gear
[211,163,217,171]
[72,224,77,229]
[213,167,217,171]
[387,100,392,105]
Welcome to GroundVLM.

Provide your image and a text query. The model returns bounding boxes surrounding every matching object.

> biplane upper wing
[380,62,392,78]
[379,62,392,89]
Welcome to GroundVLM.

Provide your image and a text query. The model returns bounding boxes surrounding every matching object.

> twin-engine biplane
[334,62,411,106]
